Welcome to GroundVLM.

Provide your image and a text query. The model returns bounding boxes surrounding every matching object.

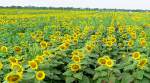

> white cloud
[0,0,150,10]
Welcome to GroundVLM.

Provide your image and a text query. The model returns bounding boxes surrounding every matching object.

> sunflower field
[0,8,150,83]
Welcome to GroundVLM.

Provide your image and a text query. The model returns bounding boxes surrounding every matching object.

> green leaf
[0,52,5,57]
[144,72,150,79]
[112,68,121,75]
[134,80,141,83]
[63,70,73,76]
[121,73,134,83]
[84,68,95,75]
[96,78,103,83]
[65,77,75,83]
[34,79,40,83]
[79,76,90,83]
[100,71,108,77]
[73,72,83,80]
[133,70,144,80]
[144,67,150,72]
[51,75,61,80]
[93,72,101,80]
[39,63,50,70]
[109,74,116,83]
[96,78,108,83]
[124,63,136,71]
[23,72,35,80]
[141,78,150,83]
[95,66,107,71]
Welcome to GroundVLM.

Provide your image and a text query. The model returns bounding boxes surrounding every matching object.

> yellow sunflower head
[106,59,114,68]
[137,58,148,69]
[128,40,134,47]
[130,32,136,40]
[0,46,8,53]
[36,71,46,81]
[64,42,70,47]
[43,50,51,56]
[73,38,78,44]
[91,35,97,41]
[106,41,113,47]
[14,46,22,53]
[72,50,80,55]
[58,44,67,51]
[9,57,18,64]
[70,63,81,72]
[28,60,38,70]
[132,52,141,60]
[11,63,24,74]
[78,52,84,59]
[140,31,146,37]
[40,41,48,49]
[85,44,94,52]
[71,55,80,63]
[30,33,37,40]
[140,38,147,47]
[35,55,44,63]
[5,72,22,83]
[97,57,107,65]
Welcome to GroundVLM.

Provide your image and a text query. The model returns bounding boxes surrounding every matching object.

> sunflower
[0,46,8,53]
[91,35,97,41]
[40,41,48,49]
[111,37,116,43]
[72,50,80,55]
[9,57,18,64]
[58,44,67,51]
[37,31,43,36]
[30,33,37,40]
[36,71,46,81]
[106,41,113,47]
[108,27,115,33]
[78,52,84,59]
[47,42,53,47]
[14,46,22,53]
[35,55,44,63]
[140,38,146,47]
[132,52,140,60]
[85,44,94,52]
[64,42,70,47]
[11,63,23,74]
[130,32,136,40]
[28,60,38,70]
[140,31,146,38]
[5,72,22,83]
[18,32,25,38]
[71,55,80,63]
[36,36,44,42]
[97,57,107,65]
[43,50,51,56]
[106,59,114,68]
[73,38,78,44]
[119,27,124,33]
[102,38,107,43]
[70,63,81,72]
[137,58,148,69]
[128,40,134,47]
[0,61,3,70]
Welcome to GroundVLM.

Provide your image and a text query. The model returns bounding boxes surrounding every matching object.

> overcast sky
[0,0,150,10]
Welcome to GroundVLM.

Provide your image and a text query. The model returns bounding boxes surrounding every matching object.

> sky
[0,0,150,10]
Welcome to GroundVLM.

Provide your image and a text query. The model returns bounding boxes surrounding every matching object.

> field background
[0,8,150,83]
